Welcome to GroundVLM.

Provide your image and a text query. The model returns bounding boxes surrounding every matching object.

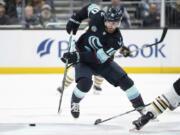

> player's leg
[101,61,145,114]
[132,78,180,130]
[71,63,93,118]
[93,75,104,94]
[57,67,75,93]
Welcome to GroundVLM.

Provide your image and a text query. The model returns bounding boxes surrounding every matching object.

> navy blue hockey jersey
[72,4,124,64]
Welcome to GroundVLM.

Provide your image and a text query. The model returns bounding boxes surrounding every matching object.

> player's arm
[61,48,115,65]
[80,47,116,64]
[61,39,120,64]
[66,4,100,35]
[61,39,132,64]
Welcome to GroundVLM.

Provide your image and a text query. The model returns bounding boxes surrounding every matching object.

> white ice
[0,74,179,135]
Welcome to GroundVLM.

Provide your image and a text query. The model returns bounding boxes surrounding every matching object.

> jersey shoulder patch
[112,30,124,48]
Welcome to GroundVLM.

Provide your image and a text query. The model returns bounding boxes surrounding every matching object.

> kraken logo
[88,36,103,50]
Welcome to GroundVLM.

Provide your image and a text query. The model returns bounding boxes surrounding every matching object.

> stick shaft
[132,27,168,52]
[58,33,73,113]
[115,27,168,58]
[96,103,151,125]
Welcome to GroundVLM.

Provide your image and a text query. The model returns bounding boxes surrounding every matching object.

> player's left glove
[66,14,81,35]
[119,46,132,57]
[61,52,80,64]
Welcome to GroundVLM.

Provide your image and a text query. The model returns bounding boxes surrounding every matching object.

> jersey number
[91,8,99,14]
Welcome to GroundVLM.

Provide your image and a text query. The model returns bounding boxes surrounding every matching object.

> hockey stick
[58,33,73,113]
[94,103,151,125]
[132,27,168,52]
[116,27,168,58]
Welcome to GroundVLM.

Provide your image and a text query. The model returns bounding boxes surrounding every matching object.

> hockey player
[61,3,145,118]
[132,78,180,130]
[57,67,104,94]
[57,1,104,95]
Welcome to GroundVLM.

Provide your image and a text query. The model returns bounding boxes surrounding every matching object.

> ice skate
[132,112,154,130]
[71,102,80,118]
[93,85,102,95]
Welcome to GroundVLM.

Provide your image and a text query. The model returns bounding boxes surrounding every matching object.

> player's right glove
[66,14,81,35]
[119,46,132,57]
[61,52,80,64]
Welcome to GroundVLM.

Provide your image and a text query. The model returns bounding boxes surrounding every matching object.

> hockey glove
[66,14,81,35]
[119,46,132,57]
[61,52,80,64]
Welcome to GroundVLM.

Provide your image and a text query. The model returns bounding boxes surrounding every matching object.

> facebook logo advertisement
[1,30,179,69]
[37,38,166,59]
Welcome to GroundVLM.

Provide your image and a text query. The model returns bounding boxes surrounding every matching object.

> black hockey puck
[94,119,102,125]
[29,123,36,126]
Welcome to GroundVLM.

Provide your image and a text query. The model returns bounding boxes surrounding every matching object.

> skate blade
[58,110,62,114]
[93,91,100,95]
[129,124,142,132]
[129,126,141,132]
[129,127,137,132]
[151,118,159,122]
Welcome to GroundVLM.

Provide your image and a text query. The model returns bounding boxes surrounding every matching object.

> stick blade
[94,119,102,125]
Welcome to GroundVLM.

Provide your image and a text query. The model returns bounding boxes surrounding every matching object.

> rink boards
[0,29,179,73]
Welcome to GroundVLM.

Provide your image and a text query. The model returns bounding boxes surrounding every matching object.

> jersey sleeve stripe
[96,48,110,63]
[94,51,101,64]
[87,4,100,16]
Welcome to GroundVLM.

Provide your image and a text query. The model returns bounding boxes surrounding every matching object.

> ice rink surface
[0,74,179,135]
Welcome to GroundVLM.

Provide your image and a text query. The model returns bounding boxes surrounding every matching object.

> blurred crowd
[0,0,179,29]
[139,0,180,28]
[102,0,180,28]
[0,0,59,29]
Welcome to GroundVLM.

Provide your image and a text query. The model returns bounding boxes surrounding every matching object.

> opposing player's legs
[133,78,180,130]
[57,67,75,93]
[71,63,93,118]
[57,67,104,95]
[93,76,104,94]
[101,61,145,114]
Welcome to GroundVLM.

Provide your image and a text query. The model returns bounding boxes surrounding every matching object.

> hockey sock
[72,77,92,103]
[65,74,74,89]
[72,87,86,103]
[147,96,169,118]
[146,78,180,118]
[125,85,145,108]
[64,67,75,89]
[94,76,104,88]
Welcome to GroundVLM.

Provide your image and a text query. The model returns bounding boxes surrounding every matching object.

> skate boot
[71,102,80,118]
[93,85,102,95]
[132,112,154,130]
